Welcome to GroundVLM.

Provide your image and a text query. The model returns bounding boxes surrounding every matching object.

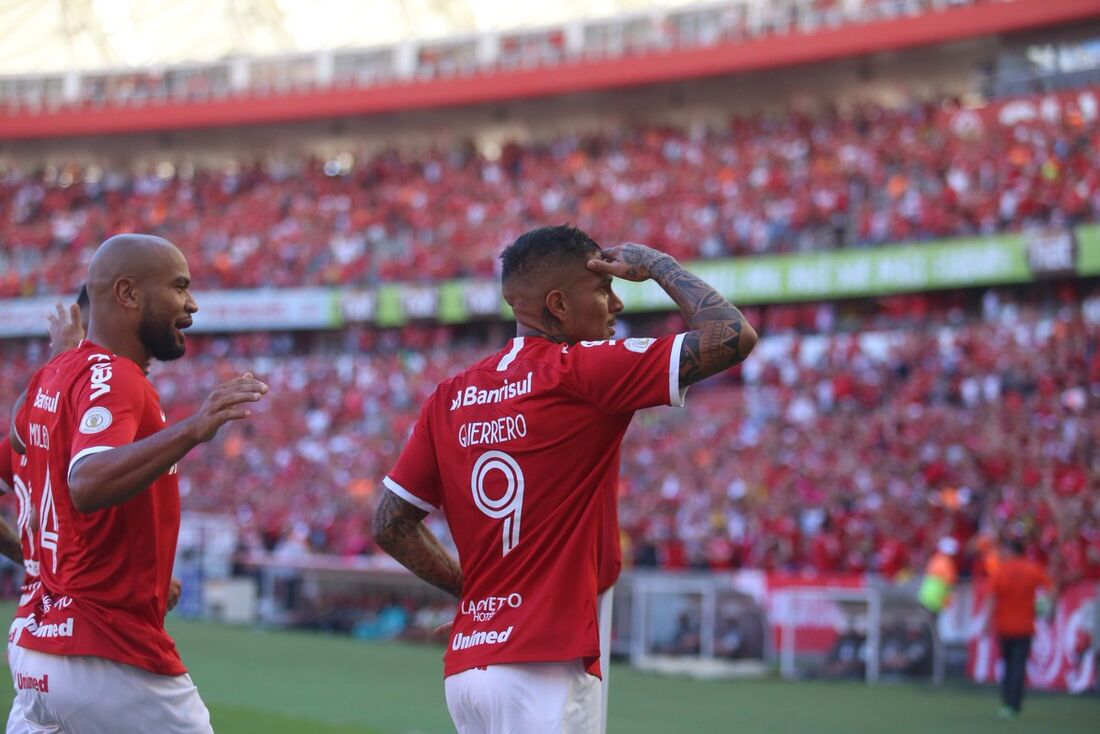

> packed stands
[3,286,1095,588]
[3,92,1099,298]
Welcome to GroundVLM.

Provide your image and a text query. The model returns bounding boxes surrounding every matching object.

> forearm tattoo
[372,490,463,598]
[619,246,754,386]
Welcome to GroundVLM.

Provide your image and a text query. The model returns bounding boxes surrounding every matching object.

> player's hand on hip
[190,372,268,443]
[167,577,182,613]
[587,243,674,282]
[47,302,85,354]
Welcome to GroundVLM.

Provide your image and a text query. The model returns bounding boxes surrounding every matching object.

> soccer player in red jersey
[8,234,269,734]
[374,225,757,733]
[0,439,26,569]
[4,287,88,734]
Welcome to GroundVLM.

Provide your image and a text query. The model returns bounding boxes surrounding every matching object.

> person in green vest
[919,537,960,614]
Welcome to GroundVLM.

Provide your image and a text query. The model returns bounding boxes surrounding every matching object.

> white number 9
[471,450,525,556]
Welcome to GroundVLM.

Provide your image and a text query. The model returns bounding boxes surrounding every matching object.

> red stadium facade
[1,0,1099,139]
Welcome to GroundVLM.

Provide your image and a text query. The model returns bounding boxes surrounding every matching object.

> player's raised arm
[8,287,89,455]
[587,244,757,386]
[372,490,463,598]
[69,373,268,512]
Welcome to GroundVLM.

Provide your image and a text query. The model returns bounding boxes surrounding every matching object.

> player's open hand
[433,621,453,659]
[587,243,674,282]
[190,372,269,443]
[47,302,85,356]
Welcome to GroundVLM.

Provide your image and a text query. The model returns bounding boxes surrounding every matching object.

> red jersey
[13,341,185,675]
[990,557,1052,637]
[386,334,687,678]
[597,463,623,593]
[0,437,41,617]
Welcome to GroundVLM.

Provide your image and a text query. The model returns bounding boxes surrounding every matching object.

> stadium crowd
[3,286,1096,587]
[2,97,1099,298]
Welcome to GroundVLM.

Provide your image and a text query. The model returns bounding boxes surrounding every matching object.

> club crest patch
[79,407,113,435]
[624,338,656,353]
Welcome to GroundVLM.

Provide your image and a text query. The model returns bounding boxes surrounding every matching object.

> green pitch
[1,613,1097,733]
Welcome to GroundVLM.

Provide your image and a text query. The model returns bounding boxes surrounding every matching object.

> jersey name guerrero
[386,335,687,677]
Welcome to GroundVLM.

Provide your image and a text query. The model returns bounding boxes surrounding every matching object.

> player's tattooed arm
[588,244,757,386]
[0,519,22,565]
[372,489,463,598]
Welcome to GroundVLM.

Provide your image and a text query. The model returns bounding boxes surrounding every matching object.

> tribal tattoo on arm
[372,489,463,598]
[612,245,757,386]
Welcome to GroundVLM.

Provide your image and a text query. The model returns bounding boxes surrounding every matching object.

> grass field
[1,611,1097,733]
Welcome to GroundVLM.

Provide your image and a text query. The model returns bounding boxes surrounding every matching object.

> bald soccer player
[8,235,269,734]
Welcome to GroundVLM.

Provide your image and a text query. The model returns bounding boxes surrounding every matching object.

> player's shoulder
[543,336,668,376]
[66,343,147,398]
[425,340,539,405]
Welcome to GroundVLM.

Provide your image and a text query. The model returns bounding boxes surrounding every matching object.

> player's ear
[544,288,568,322]
[113,276,140,311]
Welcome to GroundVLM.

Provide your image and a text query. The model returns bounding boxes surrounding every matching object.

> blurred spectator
[983,536,1054,719]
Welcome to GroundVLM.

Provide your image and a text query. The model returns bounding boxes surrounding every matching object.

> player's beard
[139,307,186,361]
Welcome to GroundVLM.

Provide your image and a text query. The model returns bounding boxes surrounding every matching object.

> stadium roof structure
[0,0,700,74]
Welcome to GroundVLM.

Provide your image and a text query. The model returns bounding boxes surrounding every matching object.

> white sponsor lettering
[460,593,523,623]
[18,579,40,609]
[29,617,74,639]
[40,594,72,614]
[28,423,49,450]
[32,388,60,413]
[579,340,617,348]
[458,414,527,448]
[15,673,48,693]
[87,354,113,402]
[78,407,113,435]
[451,625,514,651]
[449,372,533,411]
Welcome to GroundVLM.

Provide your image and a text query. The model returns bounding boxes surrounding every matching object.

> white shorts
[572,589,614,734]
[7,616,32,734]
[7,646,213,734]
[445,658,600,734]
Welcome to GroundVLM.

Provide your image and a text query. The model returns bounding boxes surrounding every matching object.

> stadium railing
[0,0,998,111]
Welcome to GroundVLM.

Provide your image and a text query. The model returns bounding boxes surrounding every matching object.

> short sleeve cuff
[668,333,689,408]
[67,446,115,483]
[383,476,438,513]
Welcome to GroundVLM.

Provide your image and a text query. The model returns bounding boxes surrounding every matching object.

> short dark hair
[76,284,89,311]
[500,225,601,284]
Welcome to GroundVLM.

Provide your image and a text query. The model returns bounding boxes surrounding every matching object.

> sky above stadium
[0,0,701,75]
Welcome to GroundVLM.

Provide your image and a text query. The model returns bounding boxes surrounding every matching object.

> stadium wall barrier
[2,224,1097,338]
